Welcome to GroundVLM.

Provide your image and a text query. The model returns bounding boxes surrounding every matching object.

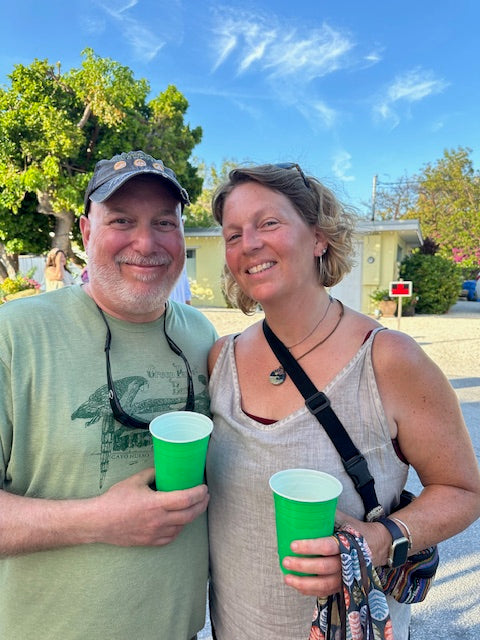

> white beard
[88,254,183,317]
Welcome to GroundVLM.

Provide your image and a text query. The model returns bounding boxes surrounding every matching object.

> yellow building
[185,219,423,313]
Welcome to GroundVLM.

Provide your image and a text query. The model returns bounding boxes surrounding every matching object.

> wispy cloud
[332,150,355,182]
[95,0,172,62]
[209,8,365,129]
[364,48,383,66]
[374,67,449,127]
[211,11,354,81]
[296,100,337,129]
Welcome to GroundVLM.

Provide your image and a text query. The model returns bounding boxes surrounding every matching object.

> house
[185,219,423,313]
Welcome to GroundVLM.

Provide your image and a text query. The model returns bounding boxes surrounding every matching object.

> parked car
[462,280,477,301]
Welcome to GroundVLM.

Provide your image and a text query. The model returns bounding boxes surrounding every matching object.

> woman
[206,163,480,639]
[44,248,75,291]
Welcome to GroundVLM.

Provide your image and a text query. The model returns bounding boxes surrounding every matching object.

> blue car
[462,280,477,301]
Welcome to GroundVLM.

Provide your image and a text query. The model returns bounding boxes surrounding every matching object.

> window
[186,248,196,280]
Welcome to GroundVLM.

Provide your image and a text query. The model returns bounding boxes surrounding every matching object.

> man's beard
[88,253,183,316]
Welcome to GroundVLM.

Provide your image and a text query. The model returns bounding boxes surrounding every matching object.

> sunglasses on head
[97,304,194,429]
[274,163,311,189]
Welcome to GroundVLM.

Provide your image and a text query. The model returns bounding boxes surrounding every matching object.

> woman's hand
[282,535,342,597]
[282,509,393,598]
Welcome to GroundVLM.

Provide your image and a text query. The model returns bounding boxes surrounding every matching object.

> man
[0,151,218,639]
[170,265,192,304]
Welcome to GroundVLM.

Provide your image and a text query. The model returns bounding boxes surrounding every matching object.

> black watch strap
[377,517,409,568]
[377,517,404,541]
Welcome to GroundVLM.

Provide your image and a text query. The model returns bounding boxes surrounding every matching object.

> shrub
[399,252,460,314]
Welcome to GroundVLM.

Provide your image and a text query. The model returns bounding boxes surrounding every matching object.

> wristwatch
[377,517,409,568]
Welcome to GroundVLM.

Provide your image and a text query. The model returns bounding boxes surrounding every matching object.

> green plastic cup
[269,469,343,575]
[149,411,213,491]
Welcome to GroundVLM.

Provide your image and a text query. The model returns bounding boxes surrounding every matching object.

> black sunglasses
[275,162,311,189]
[97,304,195,429]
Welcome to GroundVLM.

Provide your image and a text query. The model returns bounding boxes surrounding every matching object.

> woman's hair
[212,163,357,314]
[45,248,71,273]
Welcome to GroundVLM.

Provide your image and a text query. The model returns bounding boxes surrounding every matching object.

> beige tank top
[207,327,411,639]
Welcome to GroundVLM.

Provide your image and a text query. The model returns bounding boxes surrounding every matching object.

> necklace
[285,295,333,349]
[269,300,345,385]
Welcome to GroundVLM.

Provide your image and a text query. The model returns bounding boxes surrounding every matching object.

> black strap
[262,319,382,520]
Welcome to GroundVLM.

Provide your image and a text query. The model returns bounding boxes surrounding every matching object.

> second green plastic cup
[149,411,213,491]
[269,468,343,575]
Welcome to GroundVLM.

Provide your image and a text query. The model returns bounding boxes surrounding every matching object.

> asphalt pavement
[407,301,480,639]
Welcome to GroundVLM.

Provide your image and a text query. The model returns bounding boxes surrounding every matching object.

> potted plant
[398,294,419,316]
[0,270,41,304]
[369,288,397,317]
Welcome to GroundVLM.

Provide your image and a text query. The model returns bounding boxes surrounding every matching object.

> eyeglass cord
[96,302,195,430]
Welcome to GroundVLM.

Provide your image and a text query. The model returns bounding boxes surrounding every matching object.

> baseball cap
[84,150,190,214]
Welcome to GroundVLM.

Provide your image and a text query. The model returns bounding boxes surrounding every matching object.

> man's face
[80,175,185,322]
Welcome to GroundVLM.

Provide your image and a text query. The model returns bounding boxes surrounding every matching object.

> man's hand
[93,468,210,547]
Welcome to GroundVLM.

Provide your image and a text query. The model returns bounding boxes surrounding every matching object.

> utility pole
[371,175,378,222]
[371,174,377,221]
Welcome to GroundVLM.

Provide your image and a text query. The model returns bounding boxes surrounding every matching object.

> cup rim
[149,410,213,442]
[269,468,343,502]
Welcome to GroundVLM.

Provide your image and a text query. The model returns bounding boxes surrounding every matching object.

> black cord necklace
[96,303,195,429]
[267,300,344,385]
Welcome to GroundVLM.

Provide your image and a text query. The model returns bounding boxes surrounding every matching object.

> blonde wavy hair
[212,163,357,314]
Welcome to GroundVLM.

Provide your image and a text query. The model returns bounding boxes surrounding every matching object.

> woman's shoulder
[338,305,423,368]
[370,324,432,378]
[208,333,236,373]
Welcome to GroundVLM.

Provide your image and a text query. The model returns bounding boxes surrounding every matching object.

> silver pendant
[269,366,286,385]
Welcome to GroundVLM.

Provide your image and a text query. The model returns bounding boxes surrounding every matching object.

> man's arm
[0,468,209,556]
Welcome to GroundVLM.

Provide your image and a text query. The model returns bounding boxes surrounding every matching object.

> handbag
[262,321,439,604]
[375,490,439,604]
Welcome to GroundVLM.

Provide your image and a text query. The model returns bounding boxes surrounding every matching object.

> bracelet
[390,516,413,549]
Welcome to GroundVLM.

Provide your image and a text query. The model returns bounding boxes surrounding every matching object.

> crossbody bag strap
[262,319,384,521]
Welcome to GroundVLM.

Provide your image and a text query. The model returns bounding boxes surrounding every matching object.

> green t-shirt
[0,285,218,639]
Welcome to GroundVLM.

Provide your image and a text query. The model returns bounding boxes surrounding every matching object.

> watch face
[390,538,409,568]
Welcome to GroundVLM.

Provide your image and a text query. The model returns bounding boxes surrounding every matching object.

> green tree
[406,147,480,268]
[184,160,238,227]
[0,48,202,276]
[0,193,55,278]
[373,147,480,270]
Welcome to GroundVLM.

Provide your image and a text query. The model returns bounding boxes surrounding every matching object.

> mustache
[115,253,171,267]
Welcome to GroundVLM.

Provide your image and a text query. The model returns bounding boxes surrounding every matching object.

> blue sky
[1,0,478,212]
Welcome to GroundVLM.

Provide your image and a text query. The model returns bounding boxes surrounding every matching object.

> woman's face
[221,181,326,307]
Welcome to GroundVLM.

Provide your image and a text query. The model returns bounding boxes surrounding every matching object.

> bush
[399,252,460,314]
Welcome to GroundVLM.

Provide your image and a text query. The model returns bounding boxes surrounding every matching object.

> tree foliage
[373,174,418,221]
[184,159,238,228]
[374,147,480,268]
[406,147,480,268]
[0,48,202,275]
